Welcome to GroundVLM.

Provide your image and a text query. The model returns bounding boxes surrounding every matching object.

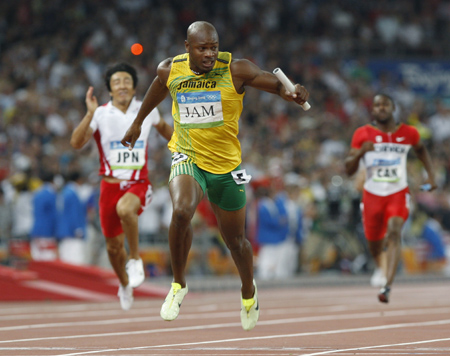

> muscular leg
[168,175,204,288]
[116,192,141,260]
[368,240,387,275]
[106,234,129,286]
[210,203,254,299]
[384,216,404,286]
[367,239,384,269]
[368,216,404,287]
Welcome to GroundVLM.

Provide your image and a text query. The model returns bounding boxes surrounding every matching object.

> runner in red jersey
[345,94,436,303]
[71,63,172,310]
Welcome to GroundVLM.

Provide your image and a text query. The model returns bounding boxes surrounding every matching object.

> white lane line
[50,320,450,356]
[0,347,80,350]
[0,300,159,315]
[300,337,450,355]
[0,307,162,322]
[2,306,450,333]
[0,303,124,315]
[149,346,450,353]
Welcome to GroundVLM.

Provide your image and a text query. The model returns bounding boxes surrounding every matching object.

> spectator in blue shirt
[421,210,446,263]
[30,171,59,260]
[57,171,88,265]
[255,174,303,280]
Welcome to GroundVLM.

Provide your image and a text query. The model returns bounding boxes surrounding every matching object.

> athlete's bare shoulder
[230,58,263,92]
[159,57,173,69]
[230,58,258,78]
[156,57,174,84]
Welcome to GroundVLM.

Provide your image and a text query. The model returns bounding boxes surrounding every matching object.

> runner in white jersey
[90,97,158,180]
[71,63,172,310]
[345,93,436,304]
[361,130,414,197]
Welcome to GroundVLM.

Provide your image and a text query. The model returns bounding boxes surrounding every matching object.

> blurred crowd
[1,0,450,276]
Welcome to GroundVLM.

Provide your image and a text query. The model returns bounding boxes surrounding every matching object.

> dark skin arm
[122,58,172,149]
[412,141,437,191]
[345,141,374,176]
[230,58,309,105]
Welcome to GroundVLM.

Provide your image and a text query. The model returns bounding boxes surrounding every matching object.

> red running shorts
[361,187,410,241]
[99,179,153,238]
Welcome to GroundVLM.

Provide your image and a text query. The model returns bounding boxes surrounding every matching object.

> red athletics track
[0,281,450,356]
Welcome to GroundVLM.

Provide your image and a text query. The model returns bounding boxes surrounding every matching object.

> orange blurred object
[131,43,143,55]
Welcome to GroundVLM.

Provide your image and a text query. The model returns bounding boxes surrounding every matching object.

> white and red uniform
[90,97,161,237]
[90,98,160,180]
[351,123,420,241]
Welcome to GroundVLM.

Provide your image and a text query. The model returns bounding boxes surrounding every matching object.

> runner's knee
[116,194,140,221]
[386,218,403,243]
[106,239,124,256]
[385,229,401,244]
[171,204,196,227]
[116,203,135,220]
[368,240,384,257]
[224,233,246,252]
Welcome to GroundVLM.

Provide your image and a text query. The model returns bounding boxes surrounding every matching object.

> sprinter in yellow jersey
[122,21,309,331]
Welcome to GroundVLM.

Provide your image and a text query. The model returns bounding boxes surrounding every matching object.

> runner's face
[109,72,136,106]
[372,95,394,123]
[186,31,219,74]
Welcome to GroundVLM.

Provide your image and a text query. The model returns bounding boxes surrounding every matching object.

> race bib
[372,165,401,182]
[177,91,223,128]
[370,157,402,183]
[109,141,145,170]
[231,169,252,185]
[171,152,189,166]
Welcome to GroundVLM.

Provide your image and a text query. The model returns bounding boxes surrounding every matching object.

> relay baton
[273,68,311,111]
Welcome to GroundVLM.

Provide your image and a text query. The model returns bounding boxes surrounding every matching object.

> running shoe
[378,286,391,303]
[370,268,387,287]
[240,279,259,331]
[160,282,188,321]
[118,284,134,311]
[126,258,145,288]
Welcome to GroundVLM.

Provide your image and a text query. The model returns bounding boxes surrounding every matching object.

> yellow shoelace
[242,297,255,312]
[171,282,182,295]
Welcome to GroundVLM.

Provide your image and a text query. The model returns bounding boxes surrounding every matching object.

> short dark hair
[374,93,395,106]
[40,170,55,183]
[66,171,81,182]
[104,63,138,91]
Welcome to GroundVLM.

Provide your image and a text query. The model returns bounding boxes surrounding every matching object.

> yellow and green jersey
[167,51,245,174]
